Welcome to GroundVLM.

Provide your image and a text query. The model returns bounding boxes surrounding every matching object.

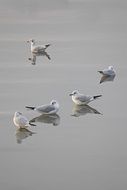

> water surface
[0,0,127,190]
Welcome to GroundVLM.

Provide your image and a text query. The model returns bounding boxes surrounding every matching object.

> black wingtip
[29,122,36,126]
[25,106,35,110]
[45,44,51,48]
[93,95,102,99]
[98,71,103,74]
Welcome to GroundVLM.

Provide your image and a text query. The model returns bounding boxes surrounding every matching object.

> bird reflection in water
[99,74,116,84]
[15,128,36,144]
[71,104,102,117]
[30,114,60,126]
[28,51,51,65]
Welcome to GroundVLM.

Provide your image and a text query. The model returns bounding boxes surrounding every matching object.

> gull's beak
[27,40,30,43]
[69,93,73,96]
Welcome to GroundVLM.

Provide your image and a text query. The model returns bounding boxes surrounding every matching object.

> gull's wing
[75,94,92,103]
[37,105,55,113]
[102,69,115,75]
[98,69,111,75]
[16,116,29,126]
[102,69,110,75]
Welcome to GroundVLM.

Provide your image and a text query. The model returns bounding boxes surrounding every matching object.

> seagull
[13,112,36,129]
[27,39,51,53]
[98,66,116,76]
[69,90,102,105]
[25,100,59,115]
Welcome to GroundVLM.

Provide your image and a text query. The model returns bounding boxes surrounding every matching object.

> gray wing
[76,94,92,103]
[17,116,28,126]
[37,105,55,113]
[103,69,115,75]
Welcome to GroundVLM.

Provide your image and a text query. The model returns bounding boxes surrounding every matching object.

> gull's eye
[52,101,56,105]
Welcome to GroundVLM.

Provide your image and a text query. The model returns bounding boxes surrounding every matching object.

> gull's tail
[98,71,103,74]
[93,95,102,99]
[45,44,51,49]
[26,106,35,110]
[29,122,36,126]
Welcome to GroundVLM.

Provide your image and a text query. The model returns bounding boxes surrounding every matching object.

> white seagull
[69,90,102,105]
[26,100,59,115]
[13,112,36,129]
[98,66,116,76]
[27,39,51,53]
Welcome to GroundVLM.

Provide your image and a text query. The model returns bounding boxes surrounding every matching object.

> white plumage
[26,100,59,115]
[98,66,116,76]
[27,39,51,53]
[70,90,102,105]
[13,112,35,128]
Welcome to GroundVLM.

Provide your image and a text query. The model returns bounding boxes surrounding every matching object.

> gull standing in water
[27,39,51,53]
[26,100,59,115]
[69,90,102,105]
[13,112,36,129]
[98,66,116,76]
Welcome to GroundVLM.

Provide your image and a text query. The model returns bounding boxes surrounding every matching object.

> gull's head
[27,39,35,44]
[14,112,22,117]
[108,66,113,70]
[69,90,79,96]
[50,100,59,108]
[51,100,58,105]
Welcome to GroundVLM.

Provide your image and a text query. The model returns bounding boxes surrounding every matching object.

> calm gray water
[0,0,127,190]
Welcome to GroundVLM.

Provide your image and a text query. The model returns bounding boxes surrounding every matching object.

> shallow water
[0,0,127,190]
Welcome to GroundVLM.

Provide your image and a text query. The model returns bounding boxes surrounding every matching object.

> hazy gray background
[0,0,127,190]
